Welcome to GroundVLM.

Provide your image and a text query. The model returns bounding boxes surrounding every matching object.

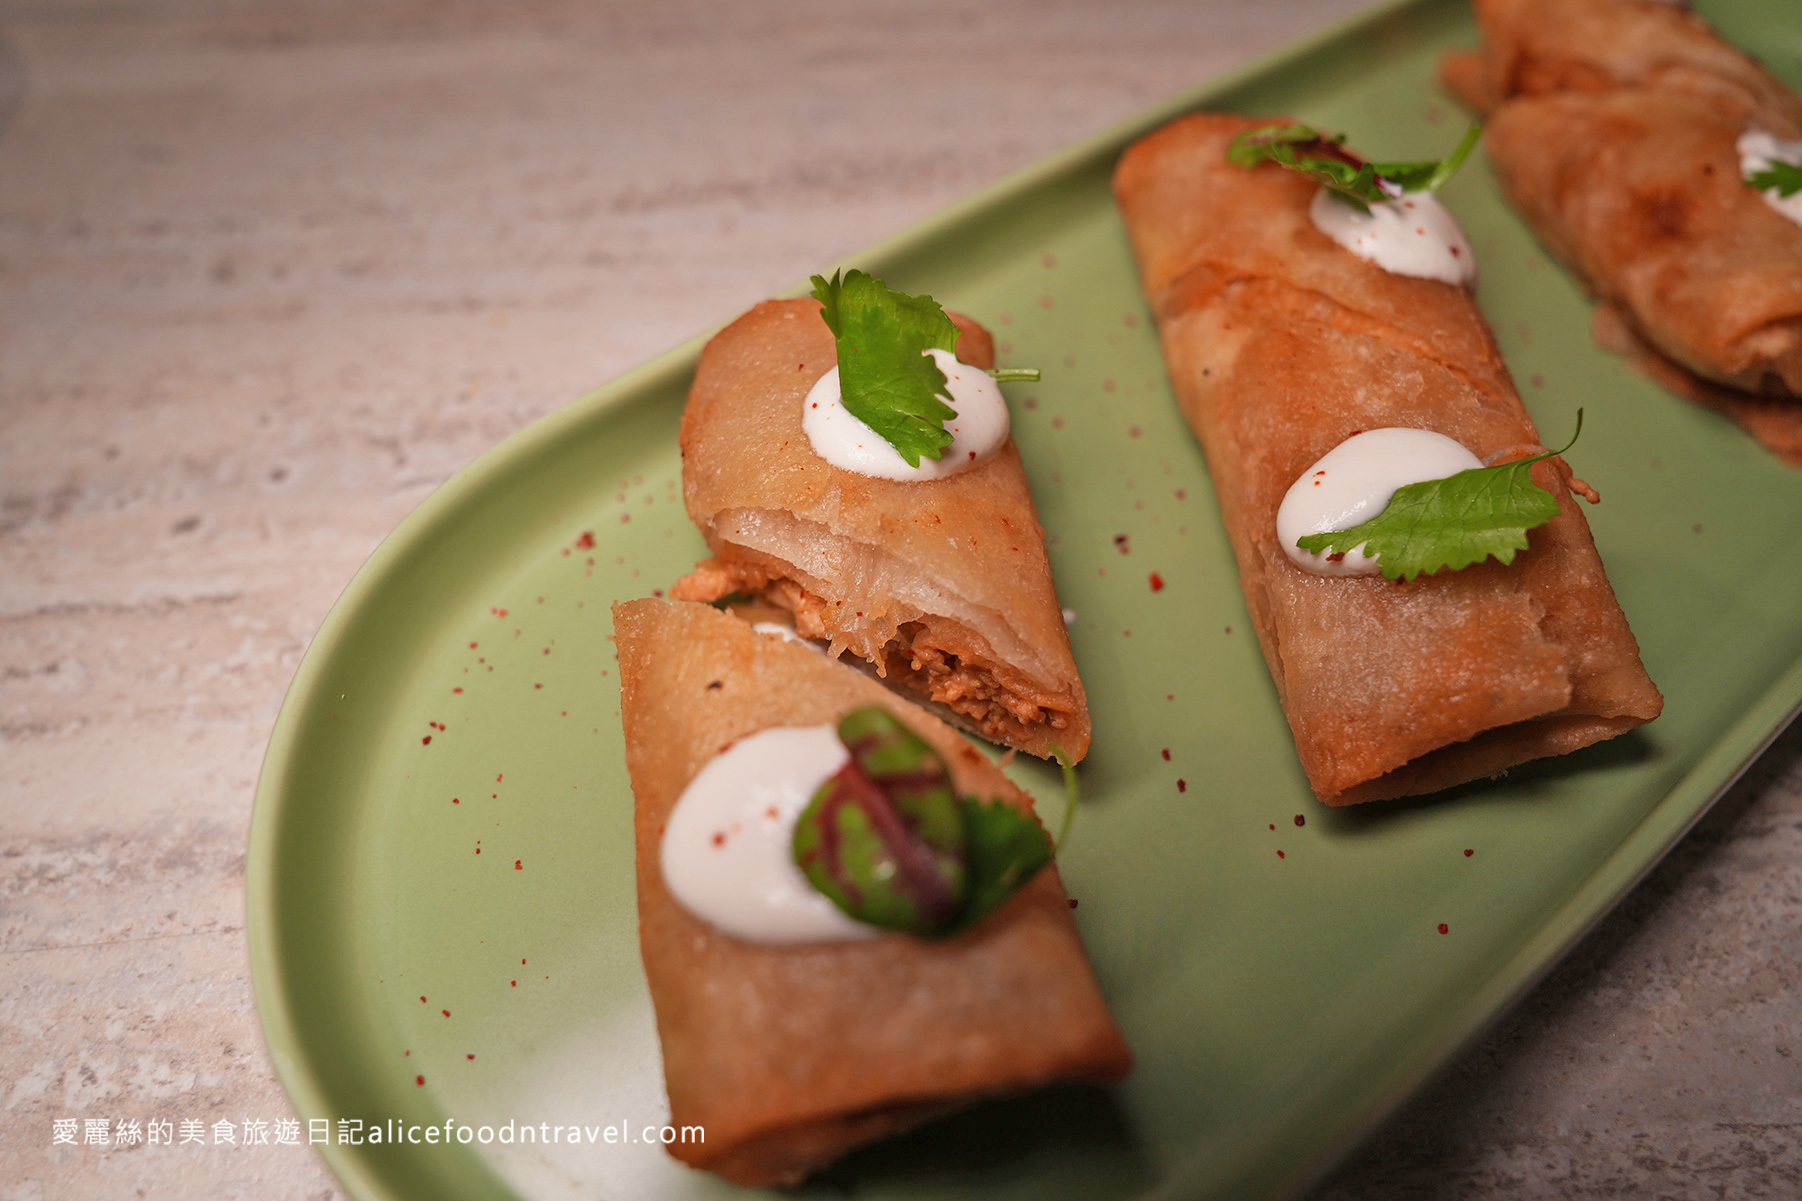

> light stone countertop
[2,1,1798,1198]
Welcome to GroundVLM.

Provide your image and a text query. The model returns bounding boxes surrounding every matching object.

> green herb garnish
[1294,412,1583,582]
[1226,123,1481,212]
[1748,160,1802,198]
[810,269,962,468]
[792,707,1052,936]
[810,269,1040,465]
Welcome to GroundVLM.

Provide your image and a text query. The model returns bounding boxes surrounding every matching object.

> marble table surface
[2,1,1798,1198]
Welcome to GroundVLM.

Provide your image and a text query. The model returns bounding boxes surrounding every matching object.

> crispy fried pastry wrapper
[1440,0,1802,454]
[671,298,1090,762]
[1445,0,1802,133]
[1113,112,1662,805]
[613,598,1131,1186]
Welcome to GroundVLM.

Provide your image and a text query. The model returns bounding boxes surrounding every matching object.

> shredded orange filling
[673,559,1070,745]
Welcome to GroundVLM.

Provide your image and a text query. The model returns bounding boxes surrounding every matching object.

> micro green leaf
[938,796,1053,936]
[810,269,962,467]
[1295,412,1584,582]
[1748,160,1802,198]
[1226,122,1482,212]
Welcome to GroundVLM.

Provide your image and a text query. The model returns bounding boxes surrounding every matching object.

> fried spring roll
[613,598,1130,1186]
[1441,0,1802,460]
[671,298,1090,762]
[1113,112,1663,806]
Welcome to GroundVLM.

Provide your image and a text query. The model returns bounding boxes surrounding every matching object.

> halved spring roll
[671,298,1090,762]
[1112,112,1663,806]
[613,598,1130,1186]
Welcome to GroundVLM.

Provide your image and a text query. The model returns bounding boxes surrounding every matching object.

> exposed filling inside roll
[672,555,1077,751]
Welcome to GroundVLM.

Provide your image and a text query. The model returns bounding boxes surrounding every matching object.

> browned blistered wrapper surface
[613,598,1130,1186]
[1112,111,1662,806]
[1440,0,1802,456]
[670,298,1089,762]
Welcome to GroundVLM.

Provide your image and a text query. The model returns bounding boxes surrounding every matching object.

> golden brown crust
[673,297,1090,762]
[613,599,1131,1186]
[1442,0,1802,455]
[1113,112,1662,805]
[1457,0,1802,136]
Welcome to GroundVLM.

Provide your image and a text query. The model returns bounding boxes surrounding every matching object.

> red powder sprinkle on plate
[576,531,595,549]
[1177,779,1187,793]
[1068,898,1079,909]
[1277,850,1286,859]
[467,1054,475,1060]
[1161,748,1170,761]
[1149,572,1165,592]
[419,996,426,1003]
[511,981,516,987]
[415,1075,425,1086]
[1464,849,1474,857]
[514,860,522,870]
[1438,923,1449,934]
[1294,814,1306,827]
[442,1009,450,1017]
[422,736,432,745]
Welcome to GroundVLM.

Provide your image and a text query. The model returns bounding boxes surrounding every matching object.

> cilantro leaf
[1748,160,1802,198]
[937,796,1052,936]
[1295,413,1583,582]
[1226,123,1481,212]
[810,269,962,467]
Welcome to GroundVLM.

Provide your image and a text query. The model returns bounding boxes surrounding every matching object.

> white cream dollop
[802,347,1009,480]
[660,725,876,944]
[1309,189,1477,287]
[1737,129,1802,228]
[1276,428,1484,577]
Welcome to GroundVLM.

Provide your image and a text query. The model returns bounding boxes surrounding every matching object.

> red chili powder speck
[522,959,526,964]
[1177,779,1187,793]
[416,1075,425,1086]
[1294,814,1306,827]
[497,609,507,617]
[452,798,459,804]
[1149,572,1164,592]
[1068,898,1079,909]
[497,774,503,782]
[712,833,725,846]
[1277,850,1286,859]
[467,1054,475,1060]
[420,996,427,1003]
[1464,849,1474,857]
[1438,923,1449,934]
[442,1009,450,1017]
[422,736,432,745]
[534,683,542,689]
[453,687,462,694]
[469,642,478,649]
[1161,748,1170,761]
[576,531,595,549]
[511,981,517,987]
[1269,823,1276,830]
[514,860,522,870]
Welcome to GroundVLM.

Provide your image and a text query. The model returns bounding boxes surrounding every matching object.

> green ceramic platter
[247,1,1802,1198]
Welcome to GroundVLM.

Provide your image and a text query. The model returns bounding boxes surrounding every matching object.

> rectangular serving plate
[247,1,1802,1199]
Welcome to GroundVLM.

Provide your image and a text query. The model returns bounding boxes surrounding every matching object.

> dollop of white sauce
[802,347,1009,480]
[660,725,876,944]
[1309,189,1477,287]
[1737,129,1802,228]
[1276,428,1483,577]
